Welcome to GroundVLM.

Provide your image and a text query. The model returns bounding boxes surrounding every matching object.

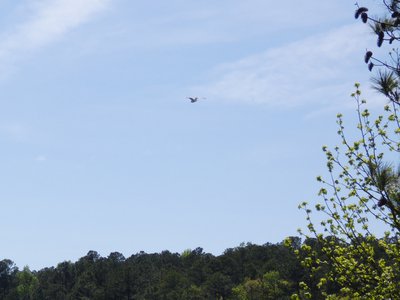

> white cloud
[104,1,352,49]
[0,0,110,77]
[192,24,377,109]
[0,122,30,141]
[35,155,47,162]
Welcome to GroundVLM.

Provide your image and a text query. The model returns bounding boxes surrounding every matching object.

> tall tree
[356,0,400,107]
[15,266,39,300]
[0,259,17,299]
[292,1,400,298]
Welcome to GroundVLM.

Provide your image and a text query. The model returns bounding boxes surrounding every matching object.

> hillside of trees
[0,238,334,300]
[2,236,396,300]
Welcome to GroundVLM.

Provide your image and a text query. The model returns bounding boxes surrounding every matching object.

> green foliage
[16,266,39,300]
[232,271,291,300]
[0,242,306,300]
[295,83,400,299]
[356,0,400,105]
[292,2,400,297]
[0,260,17,299]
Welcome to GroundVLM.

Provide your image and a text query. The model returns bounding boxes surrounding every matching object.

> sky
[0,0,390,270]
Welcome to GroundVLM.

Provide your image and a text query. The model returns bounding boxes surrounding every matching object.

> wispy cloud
[0,121,30,141]
[0,0,110,77]
[106,1,351,49]
[192,24,377,109]
[35,155,47,162]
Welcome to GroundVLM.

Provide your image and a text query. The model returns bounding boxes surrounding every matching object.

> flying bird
[186,97,205,103]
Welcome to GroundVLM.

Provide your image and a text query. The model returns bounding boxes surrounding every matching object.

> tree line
[1,240,302,299]
[1,236,396,299]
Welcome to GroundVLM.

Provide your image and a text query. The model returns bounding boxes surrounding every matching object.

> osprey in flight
[186,97,205,103]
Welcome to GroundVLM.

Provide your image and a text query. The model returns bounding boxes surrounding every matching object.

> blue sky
[0,0,387,270]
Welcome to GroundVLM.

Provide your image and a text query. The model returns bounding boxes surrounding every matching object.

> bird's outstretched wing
[187,97,198,103]
[186,96,207,103]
